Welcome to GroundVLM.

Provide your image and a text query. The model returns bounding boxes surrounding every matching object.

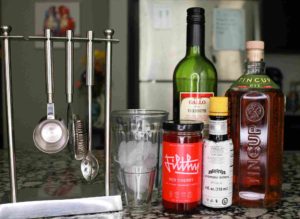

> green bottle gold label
[231,75,279,89]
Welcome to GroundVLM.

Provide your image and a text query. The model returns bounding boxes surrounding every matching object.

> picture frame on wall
[35,2,80,48]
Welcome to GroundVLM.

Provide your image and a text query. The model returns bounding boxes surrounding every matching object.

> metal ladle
[81,30,99,181]
[33,29,69,154]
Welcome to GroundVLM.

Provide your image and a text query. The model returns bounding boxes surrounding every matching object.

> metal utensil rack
[0,26,122,218]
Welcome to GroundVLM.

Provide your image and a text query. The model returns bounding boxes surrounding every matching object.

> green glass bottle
[173,7,217,137]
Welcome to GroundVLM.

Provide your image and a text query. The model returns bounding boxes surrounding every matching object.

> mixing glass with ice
[111,109,168,206]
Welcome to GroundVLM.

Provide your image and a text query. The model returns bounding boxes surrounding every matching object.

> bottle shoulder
[174,55,217,78]
[227,74,281,91]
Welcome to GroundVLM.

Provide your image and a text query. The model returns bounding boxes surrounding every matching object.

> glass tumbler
[111,109,168,206]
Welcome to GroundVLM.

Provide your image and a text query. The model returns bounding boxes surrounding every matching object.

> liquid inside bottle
[173,7,217,137]
[226,41,284,208]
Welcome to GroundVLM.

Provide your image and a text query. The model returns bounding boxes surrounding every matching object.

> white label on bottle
[202,139,233,208]
[180,92,214,125]
[209,119,227,136]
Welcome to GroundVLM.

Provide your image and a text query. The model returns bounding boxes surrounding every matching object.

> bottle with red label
[173,7,217,138]
[162,121,203,213]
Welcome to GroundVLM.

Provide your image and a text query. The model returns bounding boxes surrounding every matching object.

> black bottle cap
[163,120,204,132]
[187,7,205,24]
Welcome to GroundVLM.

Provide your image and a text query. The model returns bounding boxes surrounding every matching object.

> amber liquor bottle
[226,41,284,208]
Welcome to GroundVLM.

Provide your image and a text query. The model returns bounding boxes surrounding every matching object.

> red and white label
[162,141,203,203]
[180,92,214,125]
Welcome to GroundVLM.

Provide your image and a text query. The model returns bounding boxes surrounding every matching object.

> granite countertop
[0,149,300,218]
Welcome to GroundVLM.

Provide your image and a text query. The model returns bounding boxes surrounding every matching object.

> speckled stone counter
[0,149,299,218]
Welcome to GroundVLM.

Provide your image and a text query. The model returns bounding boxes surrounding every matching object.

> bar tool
[65,30,87,160]
[81,30,100,181]
[33,29,69,154]
[0,28,122,218]
[72,115,87,159]
[0,25,24,203]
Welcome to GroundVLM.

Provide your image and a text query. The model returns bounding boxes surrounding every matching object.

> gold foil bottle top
[246,40,264,62]
[209,97,228,116]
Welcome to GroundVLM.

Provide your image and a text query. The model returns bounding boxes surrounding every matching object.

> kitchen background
[0,0,299,151]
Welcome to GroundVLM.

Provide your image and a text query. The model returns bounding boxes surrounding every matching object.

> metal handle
[46,103,55,120]
[104,29,114,196]
[45,29,54,104]
[86,31,94,152]
[66,30,74,103]
[86,31,94,86]
[27,35,119,43]
[0,25,17,203]
[0,36,24,39]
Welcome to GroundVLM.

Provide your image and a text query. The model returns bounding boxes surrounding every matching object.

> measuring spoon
[33,29,69,154]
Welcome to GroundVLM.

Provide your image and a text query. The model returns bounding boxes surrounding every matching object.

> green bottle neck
[186,23,205,57]
[186,46,204,57]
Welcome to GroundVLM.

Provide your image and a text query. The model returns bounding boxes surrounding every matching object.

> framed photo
[35,2,80,48]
